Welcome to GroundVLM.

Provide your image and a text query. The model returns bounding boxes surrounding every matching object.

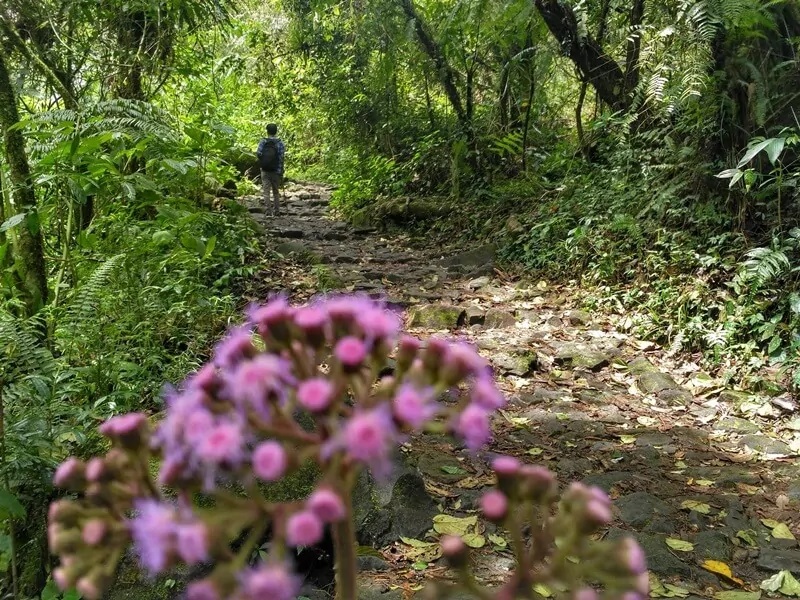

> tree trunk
[0,48,48,315]
[534,0,629,111]
[397,0,469,131]
[624,0,645,94]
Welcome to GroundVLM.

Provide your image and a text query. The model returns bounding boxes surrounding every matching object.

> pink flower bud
[422,337,449,374]
[53,567,72,591]
[396,335,421,370]
[443,342,488,383]
[187,580,219,600]
[620,537,647,575]
[250,298,294,344]
[440,535,468,569]
[295,307,328,346]
[470,377,506,410]
[252,441,287,481]
[392,385,434,429]
[82,519,107,546]
[480,490,509,522]
[286,510,323,547]
[49,500,80,526]
[585,499,612,528]
[308,488,346,523]
[53,458,85,489]
[455,404,492,450]
[85,458,106,483]
[520,465,556,501]
[244,563,300,600]
[492,456,521,476]
[98,412,147,448]
[334,336,367,369]
[76,577,101,600]
[177,522,209,565]
[297,378,334,412]
[574,588,599,600]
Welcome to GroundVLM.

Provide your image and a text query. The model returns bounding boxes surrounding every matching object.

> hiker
[256,123,286,216]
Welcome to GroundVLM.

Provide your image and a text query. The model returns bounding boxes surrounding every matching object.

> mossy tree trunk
[0,48,48,315]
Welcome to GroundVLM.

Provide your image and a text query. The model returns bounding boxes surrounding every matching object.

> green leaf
[152,230,176,245]
[736,530,758,547]
[764,137,786,164]
[203,235,217,259]
[488,533,507,548]
[0,488,26,520]
[0,213,26,233]
[462,533,485,548]
[738,139,773,168]
[527,447,544,456]
[665,538,694,552]
[412,561,428,570]
[440,465,467,475]
[789,293,800,315]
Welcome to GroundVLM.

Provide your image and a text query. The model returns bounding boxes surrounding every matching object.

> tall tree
[0,48,47,315]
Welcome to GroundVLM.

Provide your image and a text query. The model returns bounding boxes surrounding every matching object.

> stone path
[245,183,800,599]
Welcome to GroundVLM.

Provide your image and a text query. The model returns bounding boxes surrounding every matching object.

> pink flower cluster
[437,456,649,600]
[48,294,507,600]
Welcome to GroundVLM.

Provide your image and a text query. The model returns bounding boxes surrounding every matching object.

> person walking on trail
[257,123,285,216]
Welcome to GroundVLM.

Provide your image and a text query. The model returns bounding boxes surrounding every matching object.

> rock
[615,492,676,529]
[694,530,732,560]
[358,583,403,600]
[492,352,536,376]
[408,305,465,329]
[566,310,591,326]
[442,244,496,268]
[582,471,635,492]
[738,434,791,455]
[352,465,438,547]
[483,309,516,329]
[637,371,679,394]
[635,433,673,447]
[274,228,305,239]
[757,548,800,573]
[357,556,391,571]
[333,254,357,263]
[553,343,610,371]
[719,390,752,406]
[628,356,659,375]
[319,231,349,241]
[506,215,524,233]
[464,306,485,326]
[416,453,468,483]
[275,240,308,255]
[658,388,693,405]
[467,276,491,290]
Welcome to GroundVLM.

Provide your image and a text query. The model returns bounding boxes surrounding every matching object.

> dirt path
[243,182,800,599]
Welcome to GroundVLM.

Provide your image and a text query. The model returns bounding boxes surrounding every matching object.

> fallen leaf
[533,584,552,597]
[663,584,691,598]
[665,538,694,552]
[499,410,530,427]
[761,570,800,596]
[432,514,478,536]
[398,537,442,563]
[488,533,507,548]
[736,530,758,547]
[681,500,712,514]
[637,416,658,426]
[702,560,744,586]
[777,494,791,510]
[456,475,493,489]
[462,533,485,548]
[714,592,761,600]
[695,479,715,487]
[619,435,637,444]
[412,561,428,570]
[761,519,796,540]
[527,447,544,456]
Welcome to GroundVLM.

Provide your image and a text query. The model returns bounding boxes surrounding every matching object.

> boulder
[408,305,465,329]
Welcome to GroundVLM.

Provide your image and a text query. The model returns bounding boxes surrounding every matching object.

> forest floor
[242,182,800,600]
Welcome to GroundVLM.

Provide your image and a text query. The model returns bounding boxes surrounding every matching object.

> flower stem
[332,478,358,600]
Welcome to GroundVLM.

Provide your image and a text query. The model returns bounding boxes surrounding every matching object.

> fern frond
[0,312,56,380]
[64,254,126,326]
